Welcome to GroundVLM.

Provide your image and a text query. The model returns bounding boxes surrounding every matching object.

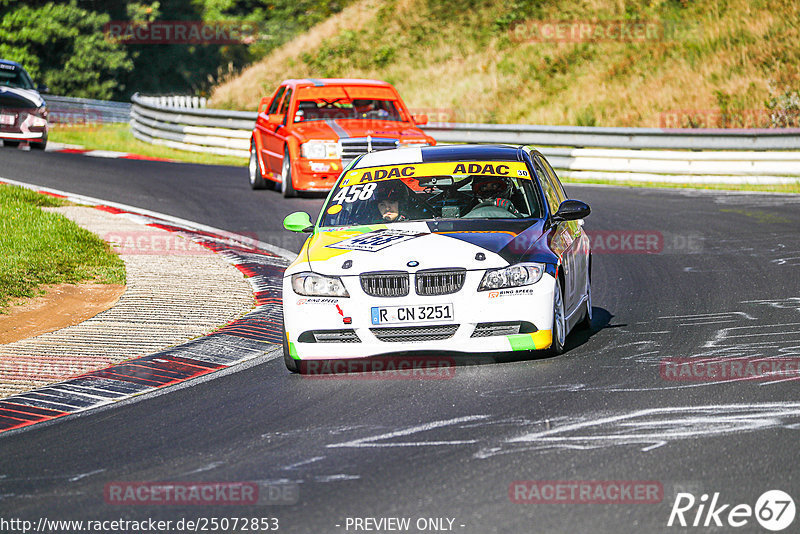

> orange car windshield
[294,98,403,122]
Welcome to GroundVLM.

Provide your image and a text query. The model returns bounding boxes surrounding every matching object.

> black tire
[281,150,297,198]
[31,132,47,150]
[248,140,267,190]
[3,140,20,148]
[547,281,566,356]
[578,275,592,330]
[283,330,299,373]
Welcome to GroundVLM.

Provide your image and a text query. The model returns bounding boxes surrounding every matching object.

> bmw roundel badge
[407,260,419,267]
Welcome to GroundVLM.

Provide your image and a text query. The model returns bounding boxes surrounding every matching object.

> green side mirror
[283,211,313,233]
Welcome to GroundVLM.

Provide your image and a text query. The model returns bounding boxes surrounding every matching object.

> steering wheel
[406,193,437,218]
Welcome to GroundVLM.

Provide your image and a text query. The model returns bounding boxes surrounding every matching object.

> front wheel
[281,150,297,198]
[578,275,592,330]
[249,140,267,189]
[547,282,566,356]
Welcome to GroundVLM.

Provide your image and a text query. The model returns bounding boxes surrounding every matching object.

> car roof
[353,144,526,168]
[0,59,23,70]
[281,78,393,88]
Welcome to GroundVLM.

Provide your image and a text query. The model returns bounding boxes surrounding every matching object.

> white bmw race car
[281,144,592,373]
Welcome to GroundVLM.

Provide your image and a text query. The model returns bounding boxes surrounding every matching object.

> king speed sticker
[326,229,428,252]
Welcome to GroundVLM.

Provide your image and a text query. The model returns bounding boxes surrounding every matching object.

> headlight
[478,262,545,291]
[291,272,350,297]
[301,141,340,159]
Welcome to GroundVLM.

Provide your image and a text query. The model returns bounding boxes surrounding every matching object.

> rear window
[0,64,34,90]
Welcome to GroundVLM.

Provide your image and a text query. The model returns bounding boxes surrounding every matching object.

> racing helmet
[472,176,512,201]
[352,99,375,115]
[374,180,407,203]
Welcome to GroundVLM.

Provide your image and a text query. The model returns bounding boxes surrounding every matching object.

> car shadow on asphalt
[488,306,615,366]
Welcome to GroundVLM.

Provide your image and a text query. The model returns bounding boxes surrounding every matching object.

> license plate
[0,113,15,126]
[371,303,454,325]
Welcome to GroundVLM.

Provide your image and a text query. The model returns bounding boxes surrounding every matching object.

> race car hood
[0,86,44,109]
[290,219,555,276]
[290,119,426,144]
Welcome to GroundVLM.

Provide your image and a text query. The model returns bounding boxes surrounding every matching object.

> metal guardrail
[135,95,208,109]
[130,93,253,157]
[424,122,800,151]
[46,95,131,124]
[128,94,800,183]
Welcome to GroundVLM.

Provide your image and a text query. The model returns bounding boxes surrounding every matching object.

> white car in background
[0,59,48,150]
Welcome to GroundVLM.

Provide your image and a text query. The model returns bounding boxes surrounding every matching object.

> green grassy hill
[209,0,800,128]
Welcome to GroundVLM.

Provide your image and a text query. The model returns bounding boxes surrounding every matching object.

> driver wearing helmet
[470,176,522,216]
[375,181,411,222]
[352,99,376,118]
[352,99,389,119]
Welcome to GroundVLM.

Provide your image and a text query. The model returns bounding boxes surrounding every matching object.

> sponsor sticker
[326,228,427,252]
[340,161,531,187]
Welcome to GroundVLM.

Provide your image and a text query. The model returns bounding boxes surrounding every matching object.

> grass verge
[0,185,126,312]
[49,124,247,167]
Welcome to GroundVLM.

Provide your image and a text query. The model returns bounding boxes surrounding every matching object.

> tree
[0,1,133,99]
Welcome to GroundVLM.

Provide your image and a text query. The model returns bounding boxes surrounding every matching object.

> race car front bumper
[292,158,342,191]
[283,271,557,361]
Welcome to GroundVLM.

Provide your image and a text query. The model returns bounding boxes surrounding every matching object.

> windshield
[320,160,544,227]
[294,98,403,122]
[0,65,34,90]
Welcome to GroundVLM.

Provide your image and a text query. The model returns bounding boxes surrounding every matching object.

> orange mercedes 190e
[249,78,435,197]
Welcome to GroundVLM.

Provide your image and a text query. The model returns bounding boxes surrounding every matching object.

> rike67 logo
[668,490,795,531]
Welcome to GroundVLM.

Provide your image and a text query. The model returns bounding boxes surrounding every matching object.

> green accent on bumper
[508,330,552,351]
[287,332,300,360]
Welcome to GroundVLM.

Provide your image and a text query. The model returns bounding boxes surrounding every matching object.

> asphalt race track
[2,148,800,533]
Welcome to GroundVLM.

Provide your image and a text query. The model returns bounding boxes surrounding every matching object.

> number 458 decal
[331,183,377,204]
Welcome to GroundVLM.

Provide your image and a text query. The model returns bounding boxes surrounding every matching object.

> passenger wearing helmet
[375,181,410,222]
[469,176,522,217]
